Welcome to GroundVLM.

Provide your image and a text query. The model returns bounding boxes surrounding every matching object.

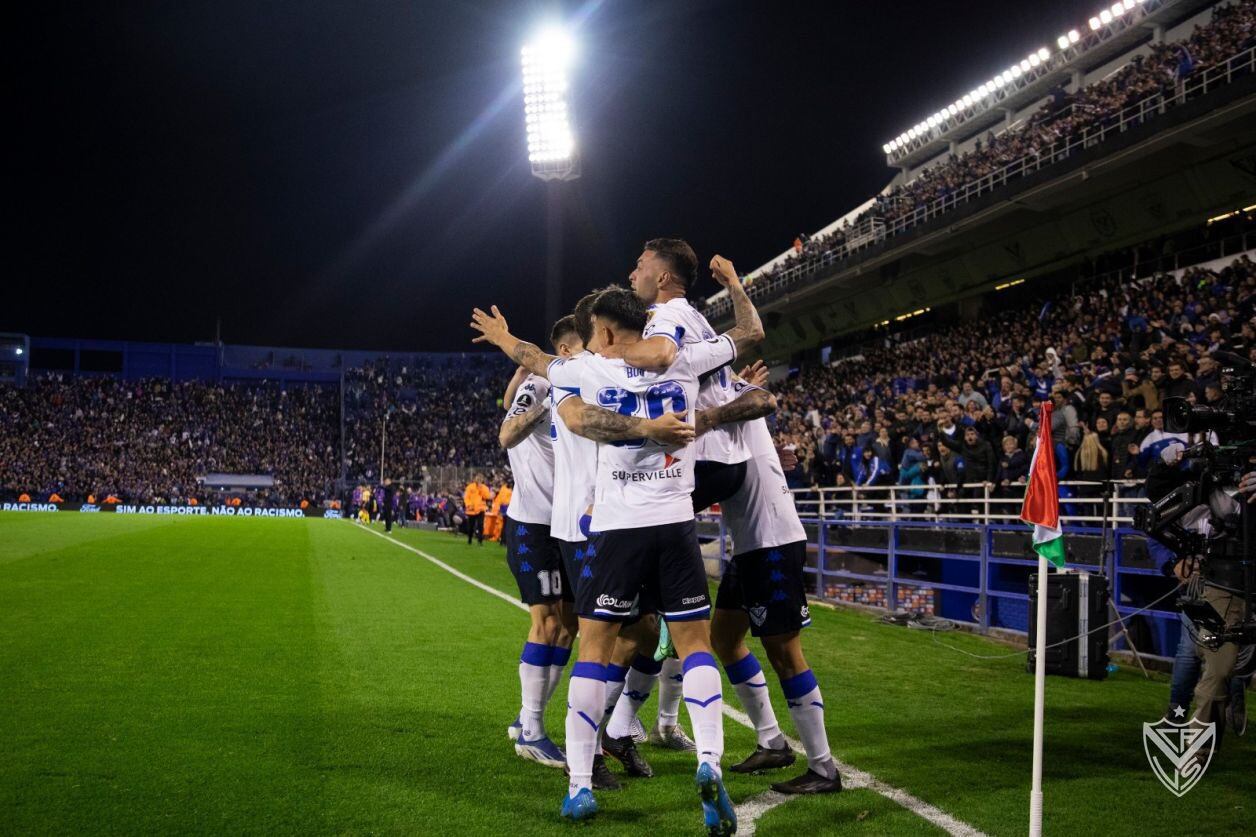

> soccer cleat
[654,619,677,662]
[591,755,621,791]
[507,716,522,741]
[770,763,844,795]
[628,715,648,744]
[729,743,796,774]
[560,788,598,822]
[649,722,697,752]
[515,736,566,769]
[695,762,737,836]
[602,734,654,778]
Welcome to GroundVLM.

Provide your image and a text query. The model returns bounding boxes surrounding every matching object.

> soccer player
[502,314,696,774]
[471,258,763,834]
[623,238,751,512]
[498,349,567,768]
[701,378,842,795]
[559,293,693,784]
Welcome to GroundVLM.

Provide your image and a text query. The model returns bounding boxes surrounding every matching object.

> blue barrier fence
[708,513,1180,660]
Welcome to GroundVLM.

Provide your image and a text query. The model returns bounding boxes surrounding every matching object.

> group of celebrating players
[469,238,839,835]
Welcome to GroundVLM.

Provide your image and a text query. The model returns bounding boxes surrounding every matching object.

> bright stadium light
[1036,47,1050,61]
[1069,29,1081,43]
[521,25,579,180]
[1057,35,1070,50]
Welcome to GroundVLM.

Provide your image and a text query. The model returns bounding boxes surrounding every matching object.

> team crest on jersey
[748,606,768,626]
[663,453,678,469]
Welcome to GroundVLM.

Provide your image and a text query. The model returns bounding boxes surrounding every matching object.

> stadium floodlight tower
[522,27,579,181]
[521,25,579,330]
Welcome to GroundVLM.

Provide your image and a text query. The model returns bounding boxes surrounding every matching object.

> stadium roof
[884,0,1217,168]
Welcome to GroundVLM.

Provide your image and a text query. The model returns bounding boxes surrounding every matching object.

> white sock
[781,669,835,779]
[565,663,607,797]
[546,645,572,707]
[518,642,552,741]
[724,653,784,748]
[681,652,724,773]
[606,655,661,739]
[602,663,628,721]
[657,657,684,727]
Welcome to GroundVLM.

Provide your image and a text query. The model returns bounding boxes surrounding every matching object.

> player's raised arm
[557,399,694,446]
[711,255,765,357]
[470,305,557,378]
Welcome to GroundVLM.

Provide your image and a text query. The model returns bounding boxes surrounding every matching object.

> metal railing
[784,479,1148,526]
[705,43,1256,320]
[703,478,1177,657]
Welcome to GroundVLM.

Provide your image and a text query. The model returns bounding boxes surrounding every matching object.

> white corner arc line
[733,790,794,835]
[353,524,987,837]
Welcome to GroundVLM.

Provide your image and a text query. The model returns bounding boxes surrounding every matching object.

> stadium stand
[768,248,1254,498]
[0,377,338,506]
[704,0,1256,319]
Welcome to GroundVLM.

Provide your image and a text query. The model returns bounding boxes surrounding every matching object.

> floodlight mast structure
[522,29,579,331]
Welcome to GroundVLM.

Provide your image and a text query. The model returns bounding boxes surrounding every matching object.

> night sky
[9,0,1104,351]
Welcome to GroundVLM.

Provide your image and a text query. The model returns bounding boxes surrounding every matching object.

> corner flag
[1020,401,1065,568]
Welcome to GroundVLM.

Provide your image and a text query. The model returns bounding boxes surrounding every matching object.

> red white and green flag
[1020,401,1066,568]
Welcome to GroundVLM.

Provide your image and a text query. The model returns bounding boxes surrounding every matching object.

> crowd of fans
[342,354,514,484]
[0,376,339,505]
[5,240,1254,513]
[769,253,1256,512]
[739,0,1256,303]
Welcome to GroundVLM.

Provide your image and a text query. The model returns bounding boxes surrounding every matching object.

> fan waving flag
[1020,401,1065,568]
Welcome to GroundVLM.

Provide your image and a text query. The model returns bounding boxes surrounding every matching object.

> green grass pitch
[0,512,1251,835]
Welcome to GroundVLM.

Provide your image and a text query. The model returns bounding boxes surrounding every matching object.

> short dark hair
[550,315,578,350]
[590,287,648,333]
[644,238,698,290]
[573,286,616,346]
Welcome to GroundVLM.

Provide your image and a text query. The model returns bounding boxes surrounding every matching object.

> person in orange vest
[87,494,97,505]
[104,494,120,505]
[188,497,199,506]
[463,474,492,546]
[18,492,31,503]
[486,481,513,542]
[49,492,64,504]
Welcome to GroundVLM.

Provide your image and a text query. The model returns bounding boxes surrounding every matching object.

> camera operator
[1149,446,1251,730]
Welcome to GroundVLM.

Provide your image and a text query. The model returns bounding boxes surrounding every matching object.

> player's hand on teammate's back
[470,306,511,346]
[709,255,739,287]
[643,413,695,446]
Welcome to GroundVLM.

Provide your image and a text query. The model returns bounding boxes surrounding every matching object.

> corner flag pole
[1021,400,1061,837]
[1029,543,1048,837]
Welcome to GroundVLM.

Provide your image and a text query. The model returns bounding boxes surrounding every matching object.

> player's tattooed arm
[696,390,777,436]
[498,404,546,450]
[470,306,557,378]
[558,399,695,446]
[710,255,765,356]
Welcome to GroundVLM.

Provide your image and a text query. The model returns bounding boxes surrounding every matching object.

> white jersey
[643,296,750,466]
[547,353,598,542]
[501,374,554,526]
[552,335,737,531]
[720,397,807,553]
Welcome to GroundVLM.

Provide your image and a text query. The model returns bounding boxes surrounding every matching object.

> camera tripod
[1096,480,1150,678]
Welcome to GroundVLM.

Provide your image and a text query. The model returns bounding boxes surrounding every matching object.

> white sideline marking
[733,790,792,835]
[354,524,988,837]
